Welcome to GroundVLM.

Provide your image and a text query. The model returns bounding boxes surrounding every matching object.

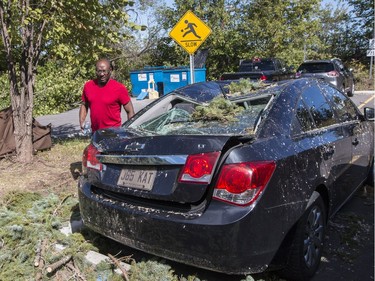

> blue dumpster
[130,66,165,97]
[130,66,206,97]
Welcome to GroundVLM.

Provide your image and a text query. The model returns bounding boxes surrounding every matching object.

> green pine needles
[226,78,267,96]
[192,97,244,123]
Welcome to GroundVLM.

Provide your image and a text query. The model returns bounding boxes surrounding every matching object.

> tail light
[260,74,267,81]
[213,161,276,206]
[327,70,339,77]
[82,144,102,175]
[178,152,220,184]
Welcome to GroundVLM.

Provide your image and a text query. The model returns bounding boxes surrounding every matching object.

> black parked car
[295,59,355,97]
[78,78,374,280]
[221,57,294,82]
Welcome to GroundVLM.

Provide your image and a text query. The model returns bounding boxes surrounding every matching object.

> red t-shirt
[82,79,131,132]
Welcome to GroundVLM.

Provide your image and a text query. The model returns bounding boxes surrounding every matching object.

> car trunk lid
[90,130,239,205]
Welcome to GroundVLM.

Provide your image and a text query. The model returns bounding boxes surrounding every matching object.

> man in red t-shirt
[79,58,135,133]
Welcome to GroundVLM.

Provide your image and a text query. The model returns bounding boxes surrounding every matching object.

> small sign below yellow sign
[169,10,212,54]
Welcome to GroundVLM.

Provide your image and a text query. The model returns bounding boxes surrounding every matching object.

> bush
[0,62,88,116]
[348,60,375,91]
[33,62,88,116]
[0,72,10,111]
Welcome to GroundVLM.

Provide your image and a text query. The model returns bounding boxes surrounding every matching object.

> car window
[301,85,337,128]
[322,84,359,122]
[297,62,334,73]
[295,99,315,132]
[136,97,271,136]
[239,60,274,71]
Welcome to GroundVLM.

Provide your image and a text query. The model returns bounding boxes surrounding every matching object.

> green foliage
[0,191,96,280]
[226,78,267,96]
[348,60,375,90]
[150,0,373,80]
[0,62,87,115]
[192,97,244,123]
[129,260,179,281]
[0,188,207,281]
[33,61,87,116]
[155,0,324,79]
[2,191,42,213]
[0,72,10,110]
[341,0,374,63]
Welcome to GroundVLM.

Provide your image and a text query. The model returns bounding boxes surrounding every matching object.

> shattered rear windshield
[128,80,282,136]
[133,98,270,136]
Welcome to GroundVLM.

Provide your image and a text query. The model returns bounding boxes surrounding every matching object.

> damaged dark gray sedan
[78,78,374,280]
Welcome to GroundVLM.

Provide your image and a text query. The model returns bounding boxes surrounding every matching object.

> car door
[322,84,371,196]
[300,83,352,210]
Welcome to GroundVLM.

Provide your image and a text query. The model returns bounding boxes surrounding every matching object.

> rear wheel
[279,192,326,281]
[366,158,374,186]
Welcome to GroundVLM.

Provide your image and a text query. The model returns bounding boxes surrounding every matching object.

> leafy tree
[0,0,137,163]
[346,0,374,62]
[154,0,323,79]
[155,0,244,79]
[317,1,370,63]
[110,0,163,84]
[234,0,322,68]
[33,61,87,116]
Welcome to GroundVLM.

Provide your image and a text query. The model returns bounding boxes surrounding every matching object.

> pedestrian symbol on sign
[182,20,201,39]
[169,10,211,54]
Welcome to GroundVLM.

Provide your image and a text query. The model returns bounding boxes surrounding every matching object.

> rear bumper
[78,177,294,275]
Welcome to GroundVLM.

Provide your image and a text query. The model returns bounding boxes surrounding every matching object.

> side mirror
[364,107,374,121]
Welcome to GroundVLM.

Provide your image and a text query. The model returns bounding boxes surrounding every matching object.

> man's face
[96,61,111,86]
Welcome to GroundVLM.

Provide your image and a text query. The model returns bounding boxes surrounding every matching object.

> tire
[366,158,374,186]
[278,192,327,281]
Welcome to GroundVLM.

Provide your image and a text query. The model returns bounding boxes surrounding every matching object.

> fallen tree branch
[108,253,129,281]
[34,240,42,267]
[66,261,87,281]
[53,194,73,216]
[46,255,72,273]
[35,239,48,280]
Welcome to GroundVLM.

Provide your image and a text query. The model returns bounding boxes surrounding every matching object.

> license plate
[117,168,157,191]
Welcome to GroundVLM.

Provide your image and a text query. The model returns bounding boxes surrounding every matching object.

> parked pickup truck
[220,57,294,82]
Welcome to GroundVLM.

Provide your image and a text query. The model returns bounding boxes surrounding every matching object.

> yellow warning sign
[169,10,212,54]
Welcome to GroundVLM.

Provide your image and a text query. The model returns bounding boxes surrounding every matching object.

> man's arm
[123,101,135,120]
[79,103,89,129]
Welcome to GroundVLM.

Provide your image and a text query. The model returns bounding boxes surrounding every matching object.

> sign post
[368,39,375,79]
[169,10,212,84]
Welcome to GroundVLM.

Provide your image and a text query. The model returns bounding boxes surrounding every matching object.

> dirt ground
[0,141,373,281]
[0,140,86,199]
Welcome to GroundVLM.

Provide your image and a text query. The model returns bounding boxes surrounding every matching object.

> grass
[0,138,88,199]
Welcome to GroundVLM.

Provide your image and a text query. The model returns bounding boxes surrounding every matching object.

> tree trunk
[1,0,38,164]
[11,94,34,163]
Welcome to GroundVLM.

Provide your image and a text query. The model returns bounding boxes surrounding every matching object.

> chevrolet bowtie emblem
[125,142,145,152]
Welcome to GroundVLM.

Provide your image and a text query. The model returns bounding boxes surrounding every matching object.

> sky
[165,0,174,7]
